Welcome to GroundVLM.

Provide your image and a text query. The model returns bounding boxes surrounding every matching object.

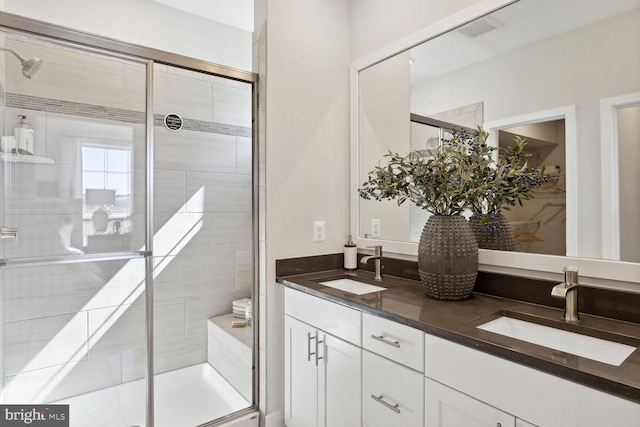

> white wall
[3,0,251,70]
[262,1,350,424]
[258,2,489,425]
[265,1,350,261]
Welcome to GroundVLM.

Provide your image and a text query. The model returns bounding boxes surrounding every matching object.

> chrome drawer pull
[371,334,400,348]
[371,394,401,413]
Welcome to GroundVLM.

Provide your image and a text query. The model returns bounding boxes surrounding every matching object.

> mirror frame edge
[349,0,640,289]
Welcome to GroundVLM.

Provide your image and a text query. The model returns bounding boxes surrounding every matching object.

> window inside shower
[82,145,133,242]
[0,24,256,427]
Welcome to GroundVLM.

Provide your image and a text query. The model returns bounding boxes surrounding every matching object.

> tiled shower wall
[1,36,252,402]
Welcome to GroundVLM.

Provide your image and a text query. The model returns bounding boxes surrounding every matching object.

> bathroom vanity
[278,261,640,427]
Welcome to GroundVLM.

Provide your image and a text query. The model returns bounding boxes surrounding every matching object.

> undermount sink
[477,315,637,366]
[318,278,387,295]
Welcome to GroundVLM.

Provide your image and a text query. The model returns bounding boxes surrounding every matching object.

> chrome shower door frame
[0,12,259,427]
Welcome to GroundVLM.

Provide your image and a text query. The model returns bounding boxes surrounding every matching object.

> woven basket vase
[418,215,479,300]
[468,211,517,252]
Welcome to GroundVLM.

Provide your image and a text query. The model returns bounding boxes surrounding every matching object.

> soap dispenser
[344,235,357,270]
[14,115,34,155]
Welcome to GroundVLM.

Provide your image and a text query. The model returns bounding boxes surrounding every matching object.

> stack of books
[232,298,251,318]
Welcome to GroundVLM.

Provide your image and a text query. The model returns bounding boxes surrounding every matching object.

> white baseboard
[263,409,284,427]
[221,411,260,427]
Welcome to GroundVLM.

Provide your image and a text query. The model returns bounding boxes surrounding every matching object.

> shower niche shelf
[0,152,55,164]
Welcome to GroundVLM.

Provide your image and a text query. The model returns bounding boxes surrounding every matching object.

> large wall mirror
[351,0,640,285]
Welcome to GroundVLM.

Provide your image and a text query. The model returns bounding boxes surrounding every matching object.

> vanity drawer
[362,312,424,371]
[362,350,423,427]
[284,287,361,345]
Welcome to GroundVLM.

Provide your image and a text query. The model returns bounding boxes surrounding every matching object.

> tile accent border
[6,92,145,124]
[5,93,251,137]
[152,115,251,137]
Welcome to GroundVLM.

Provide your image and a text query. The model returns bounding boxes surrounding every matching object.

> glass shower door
[151,63,254,426]
[0,31,149,426]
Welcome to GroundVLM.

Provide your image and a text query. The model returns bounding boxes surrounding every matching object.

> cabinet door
[320,332,362,427]
[425,378,515,427]
[363,351,423,427]
[284,315,319,427]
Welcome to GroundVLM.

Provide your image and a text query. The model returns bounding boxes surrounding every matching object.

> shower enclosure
[0,14,257,427]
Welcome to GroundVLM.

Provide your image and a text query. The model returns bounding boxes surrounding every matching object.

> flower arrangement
[358,127,548,216]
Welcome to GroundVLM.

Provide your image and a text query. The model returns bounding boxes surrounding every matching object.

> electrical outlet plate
[313,220,326,242]
[371,219,381,237]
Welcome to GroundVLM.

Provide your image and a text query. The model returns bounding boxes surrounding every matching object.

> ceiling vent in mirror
[458,17,502,38]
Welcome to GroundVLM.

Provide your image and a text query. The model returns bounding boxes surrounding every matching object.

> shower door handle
[1,227,18,240]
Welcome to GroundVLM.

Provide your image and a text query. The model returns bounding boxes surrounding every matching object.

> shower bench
[207,313,253,402]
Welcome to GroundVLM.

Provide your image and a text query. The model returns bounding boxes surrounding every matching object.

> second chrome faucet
[551,266,579,322]
[360,245,383,281]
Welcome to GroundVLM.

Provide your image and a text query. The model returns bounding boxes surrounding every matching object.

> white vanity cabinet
[283,285,639,427]
[284,288,362,427]
[425,378,539,427]
[424,334,640,426]
[425,377,517,427]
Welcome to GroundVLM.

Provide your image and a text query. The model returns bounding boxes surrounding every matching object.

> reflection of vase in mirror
[418,215,478,300]
[469,211,516,252]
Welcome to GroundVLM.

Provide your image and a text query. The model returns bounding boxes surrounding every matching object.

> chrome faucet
[551,266,579,322]
[360,245,383,281]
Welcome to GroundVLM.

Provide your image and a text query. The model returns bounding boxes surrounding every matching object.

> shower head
[21,56,43,79]
[0,47,43,79]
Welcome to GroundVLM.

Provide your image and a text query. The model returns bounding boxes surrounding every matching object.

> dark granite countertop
[277,268,640,404]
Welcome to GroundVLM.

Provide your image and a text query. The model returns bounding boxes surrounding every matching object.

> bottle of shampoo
[14,115,34,155]
[344,235,357,270]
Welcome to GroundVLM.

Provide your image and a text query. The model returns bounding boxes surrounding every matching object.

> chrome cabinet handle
[371,334,400,348]
[370,394,401,413]
[307,332,316,362]
[315,334,324,366]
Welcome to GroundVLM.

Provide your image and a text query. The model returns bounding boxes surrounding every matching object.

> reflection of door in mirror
[498,120,566,256]
[618,105,640,263]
